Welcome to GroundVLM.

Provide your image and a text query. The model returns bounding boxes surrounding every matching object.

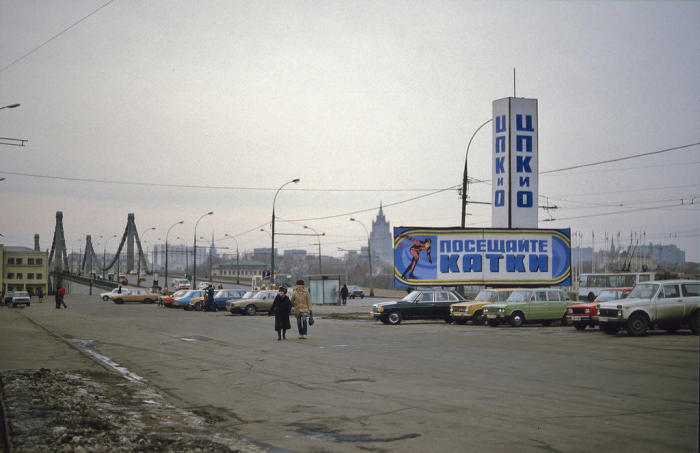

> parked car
[449,288,514,325]
[566,287,632,331]
[110,288,158,304]
[483,288,572,327]
[100,287,130,301]
[172,279,191,290]
[371,289,466,325]
[4,291,17,305]
[213,289,247,311]
[597,280,700,336]
[226,290,278,315]
[160,289,187,308]
[197,281,212,290]
[10,291,31,308]
[172,290,205,310]
[347,285,365,299]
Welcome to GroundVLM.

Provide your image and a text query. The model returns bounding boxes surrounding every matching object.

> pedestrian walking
[340,284,349,305]
[268,287,292,340]
[206,285,215,311]
[55,286,67,309]
[38,287,44,304]
[291,279,312,339]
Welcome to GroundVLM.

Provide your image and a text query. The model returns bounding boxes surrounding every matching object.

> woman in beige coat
[291,279,312,339]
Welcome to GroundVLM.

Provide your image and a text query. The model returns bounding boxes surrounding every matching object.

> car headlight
[449,307,453,313]
[483,308,488,313]
[380,306,384,313]
[499,308,505,313]
[585,308,590,314]
[568,308,573,314]
[617,310,623,318]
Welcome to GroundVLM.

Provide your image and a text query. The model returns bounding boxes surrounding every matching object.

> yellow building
[1,244,49,295]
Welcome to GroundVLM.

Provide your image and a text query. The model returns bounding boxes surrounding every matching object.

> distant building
[253,248,278,259]
[284,249,307,257]
[370,203,392,264]
[212,260,268,278]
[1,244,49,295]
[639,243,685,265]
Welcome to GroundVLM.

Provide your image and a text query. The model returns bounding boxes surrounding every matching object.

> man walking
[291,279,312,339]
[340,284,349,305]
[55,286,67,309]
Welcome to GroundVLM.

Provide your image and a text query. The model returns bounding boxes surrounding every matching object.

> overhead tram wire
[543,201,697,222]
[0,0,119,74]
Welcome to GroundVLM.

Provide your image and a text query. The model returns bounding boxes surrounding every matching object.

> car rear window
[682,284,700,297]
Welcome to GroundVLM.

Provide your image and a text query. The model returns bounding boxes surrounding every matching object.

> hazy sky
[1,0,699,261]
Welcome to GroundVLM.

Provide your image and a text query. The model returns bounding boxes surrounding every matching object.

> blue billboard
[394,227,571,287]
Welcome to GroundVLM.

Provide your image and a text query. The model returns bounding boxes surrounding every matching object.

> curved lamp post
[271,178,300,285]
[0,103,20,110]
[461,118,492,228]
[165,221,184,289]
[350,218,374,297]
[193,212,213,287]
[303,225,325,275]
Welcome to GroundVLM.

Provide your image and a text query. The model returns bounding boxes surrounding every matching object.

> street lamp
[103,235,118,279]
[0,103,20,110]
[225,233,240,284]
[137,227,156,286]
[303,225,325,275]
[193,212,213,288]
[165,221,184,289]
[271,178,300,285]
[350,218,374,297]
[461,118,492,228]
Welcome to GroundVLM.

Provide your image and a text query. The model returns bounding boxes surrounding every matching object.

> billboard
[492,97,538,228]
[394,227,570,287]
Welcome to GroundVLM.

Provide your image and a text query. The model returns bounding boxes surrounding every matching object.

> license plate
[486,314,498,319]
[570,316,582,321]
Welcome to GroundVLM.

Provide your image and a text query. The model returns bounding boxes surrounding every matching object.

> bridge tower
[82,235,96,273]
[127,213,135,272]
[48,211,69,272]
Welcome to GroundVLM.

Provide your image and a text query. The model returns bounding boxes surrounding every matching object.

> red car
[567,287,632,331]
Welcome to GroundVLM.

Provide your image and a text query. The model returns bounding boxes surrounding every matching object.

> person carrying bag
[291,280,312,339]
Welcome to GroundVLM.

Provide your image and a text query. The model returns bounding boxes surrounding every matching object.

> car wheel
[194,302,202,311]
[689,310,699,335]
[102,296,109,301]
[574,322,587,331]
[245,305,257,316]
[601,324,619,335]
[387,311,402,325]
[472,310,484,325]
[509,312,524,327]
[626,313,648,337]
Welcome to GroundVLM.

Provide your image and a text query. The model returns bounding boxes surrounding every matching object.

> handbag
[308,311,315,326]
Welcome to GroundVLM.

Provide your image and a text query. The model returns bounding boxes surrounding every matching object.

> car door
[655,284,684,321]
[258,291,275,311]
[545,290,566,319]
[529,290,548,320]
[681,283,700,318]
[432,291,454,318]
[407,291,432,319]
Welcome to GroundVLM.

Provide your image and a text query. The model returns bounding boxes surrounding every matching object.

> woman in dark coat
[268,287,292,340]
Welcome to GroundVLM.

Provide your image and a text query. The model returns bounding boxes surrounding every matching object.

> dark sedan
[371,289,466,325]
[212,289,247,311]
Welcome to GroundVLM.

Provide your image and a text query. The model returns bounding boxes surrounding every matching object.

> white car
[172,279,191,290]
[597,280,700,336]
[198,281,212,289]
[11,291,31,307]
[100,287,130,301]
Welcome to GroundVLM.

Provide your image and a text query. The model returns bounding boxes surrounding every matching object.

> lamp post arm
[461,118,492,228]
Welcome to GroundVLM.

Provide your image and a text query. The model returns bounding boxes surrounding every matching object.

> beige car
[449,288,514,325]
[110,288,159,304]
[226,290,278,316]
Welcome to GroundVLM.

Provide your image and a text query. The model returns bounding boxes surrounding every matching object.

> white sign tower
[492,97,539,228]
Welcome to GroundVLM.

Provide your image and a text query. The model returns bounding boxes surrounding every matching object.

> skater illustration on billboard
[400,235,432,279]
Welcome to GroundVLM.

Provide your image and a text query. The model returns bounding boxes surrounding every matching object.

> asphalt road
[7,289,699,453]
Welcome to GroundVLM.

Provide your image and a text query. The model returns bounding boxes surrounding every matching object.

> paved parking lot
[2,290,698,453]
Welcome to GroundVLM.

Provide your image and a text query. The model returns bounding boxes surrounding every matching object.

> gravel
[0,369,266,452]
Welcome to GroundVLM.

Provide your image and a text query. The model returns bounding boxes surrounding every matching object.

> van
[172,278,191,290]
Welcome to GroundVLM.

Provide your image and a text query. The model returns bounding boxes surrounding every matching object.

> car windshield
[596,290,620,301]
[628,284,657,299]
[473,291,494,302]
[401,291,421,302]
[16,291,29,297]
[241,291,255,299]
[507,291,531,302]
[172,290,187,297]
[215,291,227,298]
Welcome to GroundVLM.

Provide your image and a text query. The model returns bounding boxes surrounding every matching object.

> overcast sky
[1,0,698,261]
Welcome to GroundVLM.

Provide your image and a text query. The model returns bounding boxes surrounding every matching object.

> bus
[577,272,659,301]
